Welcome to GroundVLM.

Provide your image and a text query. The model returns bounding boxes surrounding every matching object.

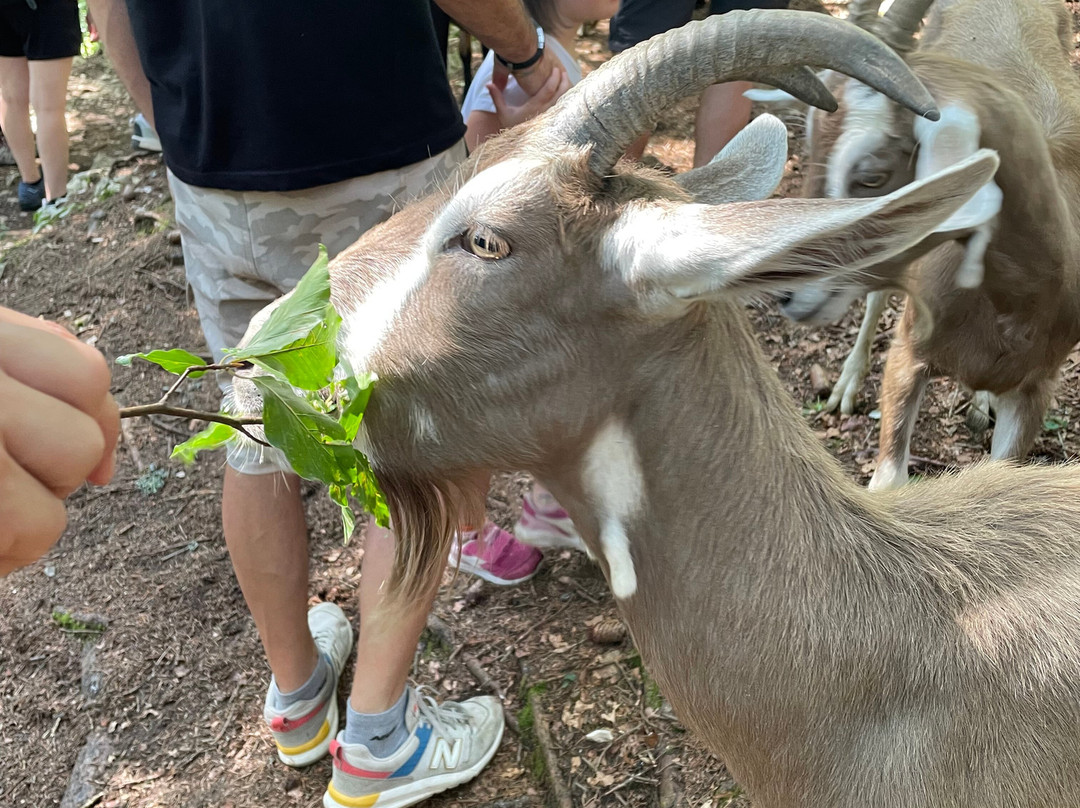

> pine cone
[589,617,627,645]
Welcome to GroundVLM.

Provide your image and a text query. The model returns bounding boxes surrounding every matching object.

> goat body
[787,0,1080,490]
[233,11,1080,806]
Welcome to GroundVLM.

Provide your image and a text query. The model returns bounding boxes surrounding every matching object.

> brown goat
[781,0,1080,490]
[227,11,1080,806]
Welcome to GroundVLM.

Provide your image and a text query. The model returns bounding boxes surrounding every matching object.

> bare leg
[349,523,441,713]
[826,290,889,415]
[989,381,1054,461]
[870,309,931,491]
[28,57,74,201]
[0,57,39,184]
[222,467,319,692]
[693,81,753,168]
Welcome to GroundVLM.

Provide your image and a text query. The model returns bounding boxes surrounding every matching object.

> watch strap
[494,27,545,71]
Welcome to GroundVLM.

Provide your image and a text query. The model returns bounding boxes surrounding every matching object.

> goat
[231,10,1080,806]
[777,0,1080,491]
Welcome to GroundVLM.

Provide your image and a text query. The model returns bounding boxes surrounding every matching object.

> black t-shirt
[125,0,466,192]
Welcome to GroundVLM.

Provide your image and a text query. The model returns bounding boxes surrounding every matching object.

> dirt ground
[5,7,1080,808]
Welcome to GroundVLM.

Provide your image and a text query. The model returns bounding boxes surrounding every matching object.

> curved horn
[847,0,884,29]
[544,10,938,177]
[877,0,935,54]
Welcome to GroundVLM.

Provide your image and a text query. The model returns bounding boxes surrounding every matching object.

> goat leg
[989,380,1055,461]
[826,290,890,415]
[870,309,931,491]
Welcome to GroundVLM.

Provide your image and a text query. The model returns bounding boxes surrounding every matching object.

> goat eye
[464,226,511,260]
[857,172,890,189]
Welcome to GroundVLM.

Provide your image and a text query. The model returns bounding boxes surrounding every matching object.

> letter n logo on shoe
[429,738,462,769]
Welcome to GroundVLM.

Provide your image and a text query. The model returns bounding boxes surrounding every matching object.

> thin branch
[117,404,269,447]
[529,690,573,808]
[157,361,248,406]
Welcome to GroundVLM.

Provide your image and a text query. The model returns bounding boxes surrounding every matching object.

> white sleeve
[460,51,498,119]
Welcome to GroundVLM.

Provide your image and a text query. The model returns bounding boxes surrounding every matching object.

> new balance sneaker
[514,486,588,554]
[264,602,354,767]
[324,686,504,808]
[449,521,542,586]
[132,112,162,152]
[17,178,43,212]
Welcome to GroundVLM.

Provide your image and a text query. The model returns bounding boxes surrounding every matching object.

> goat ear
[674,114,789,205]
[607,149,1000,307]
[914,104,1002,288]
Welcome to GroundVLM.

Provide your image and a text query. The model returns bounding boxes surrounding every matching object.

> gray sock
[271,653,331,710]
[344,687,410,758]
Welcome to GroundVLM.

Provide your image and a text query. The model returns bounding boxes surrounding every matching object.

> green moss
[530,746,547,780]
[52,610,106,634]
[643,670,664,710]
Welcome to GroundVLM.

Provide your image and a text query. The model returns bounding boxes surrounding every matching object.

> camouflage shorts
[168,141,466,474]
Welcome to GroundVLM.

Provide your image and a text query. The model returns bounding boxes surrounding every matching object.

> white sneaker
[263,602,354,767]
[132,112,162,152]
[324,686,504,808]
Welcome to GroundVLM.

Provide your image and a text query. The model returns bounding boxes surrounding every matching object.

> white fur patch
[430,157,543,243]
[826,81,892,198]
[341,251,430,371]
[410,404,439,443]
[914,104,1001,289]
[582,420,645,599]
[601,202,729,308]
[340,158,544,371]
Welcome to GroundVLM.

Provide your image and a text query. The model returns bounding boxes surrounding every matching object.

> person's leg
[0,57,39,184]
[167,170,354,765]
[693,80,753,167]
[349,523,435,713]
[223,468,318,690]
[27,56,73,201]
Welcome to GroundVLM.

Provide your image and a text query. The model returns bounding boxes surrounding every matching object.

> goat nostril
[774,290,794,308]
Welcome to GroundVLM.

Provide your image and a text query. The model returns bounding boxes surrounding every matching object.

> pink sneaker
[514,486,588,554]
[450,521,543,586]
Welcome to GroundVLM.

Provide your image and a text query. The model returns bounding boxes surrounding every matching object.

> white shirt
[460,36,582,120]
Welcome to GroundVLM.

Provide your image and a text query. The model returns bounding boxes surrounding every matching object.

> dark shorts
[609,0,790,53]
[0,0,81,61]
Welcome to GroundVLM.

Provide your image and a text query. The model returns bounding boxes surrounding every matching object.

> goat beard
[380,472,487,605]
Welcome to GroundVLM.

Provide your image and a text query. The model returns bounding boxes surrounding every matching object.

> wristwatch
[494,26,545,72]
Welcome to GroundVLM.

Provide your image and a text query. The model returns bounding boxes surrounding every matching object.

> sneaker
[40,196,67,213]
[263,601,354,767]
[132,112,162,152]
[324,686,504,808]
[449,521,542,586]
[17,178,43,212]
[514,486,588,554]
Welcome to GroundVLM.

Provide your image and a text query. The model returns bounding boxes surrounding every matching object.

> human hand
[492,47,563,98]
[489,65,571,130]
[0,307,119,575]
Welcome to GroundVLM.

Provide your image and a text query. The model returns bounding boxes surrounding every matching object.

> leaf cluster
[118,245,386,539]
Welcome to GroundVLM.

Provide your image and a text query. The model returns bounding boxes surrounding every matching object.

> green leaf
[351,453,389,527]
[252,376,354,484]
[247,319,340,390]
[227,245,339,364]
[339,372,377,441]
[329,484,357,543]
[171,421,235,465]
[116,349,208,377]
